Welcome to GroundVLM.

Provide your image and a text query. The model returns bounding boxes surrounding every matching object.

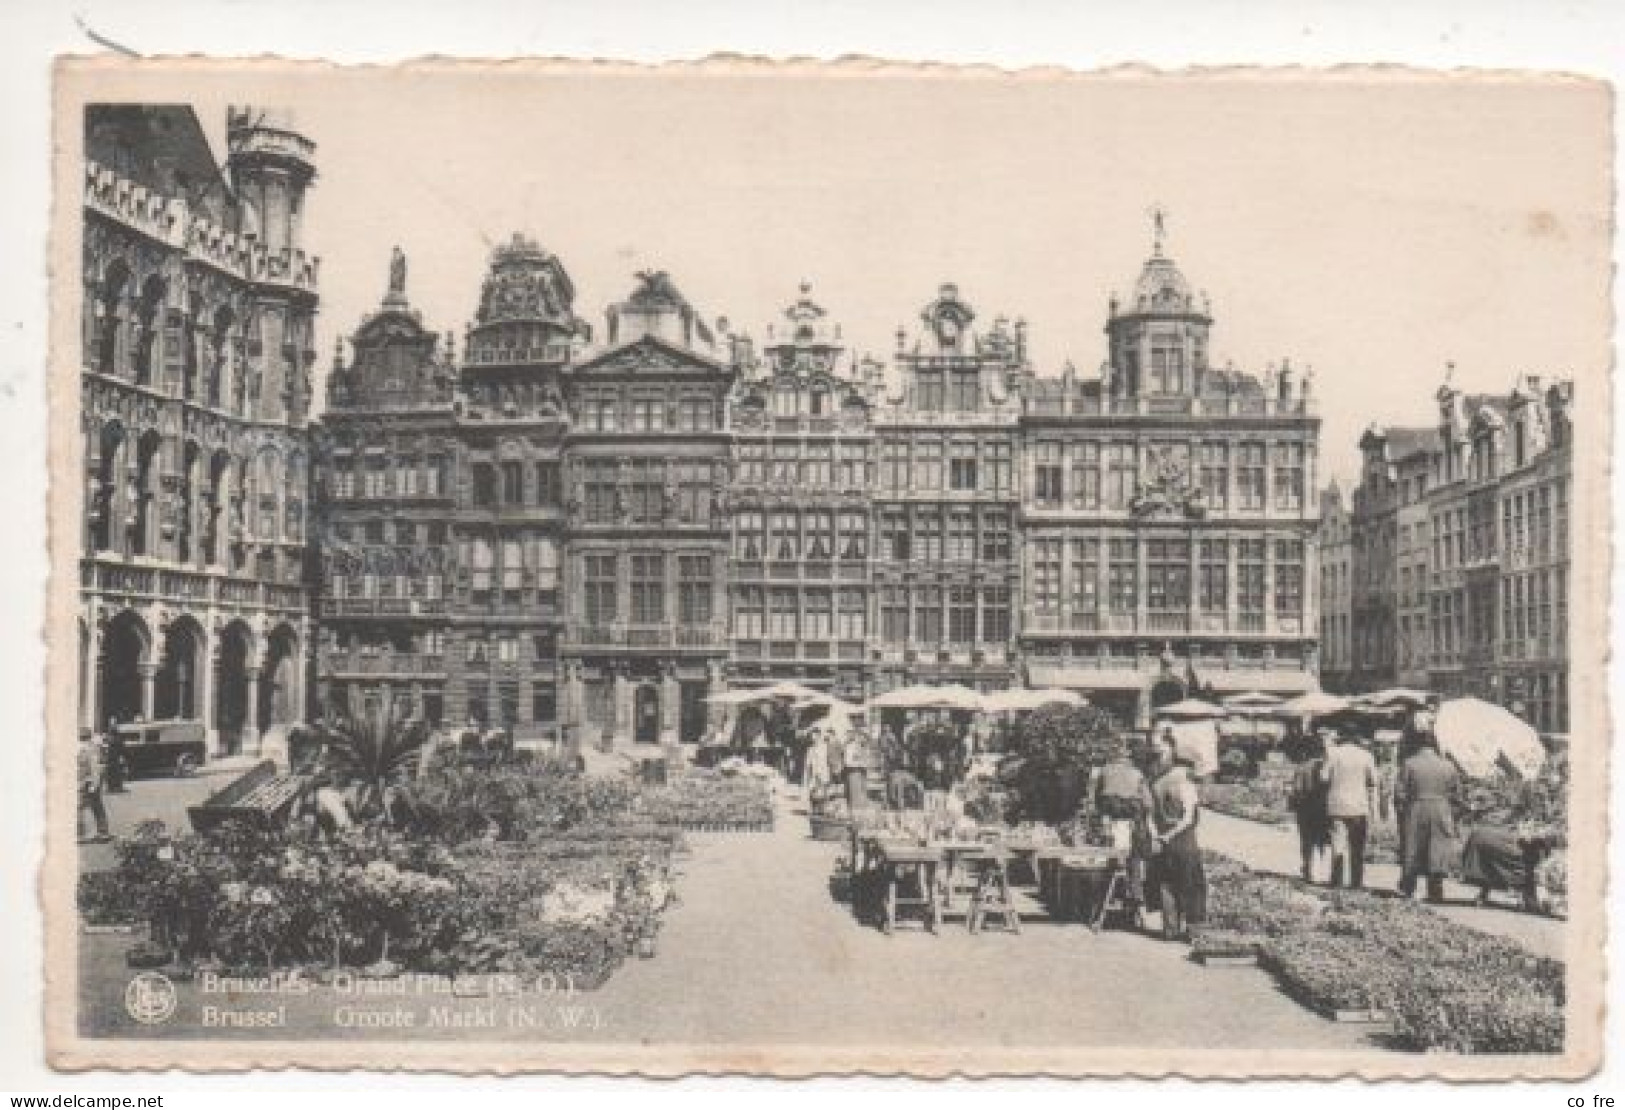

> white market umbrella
[1365,688,1434,709]
[1435,696,1546,779]
[1274,691,1352,718]
[982,688,1087,713]
[705,688,767,707]
[1155,698,1228,721]
[1223,691,1283,711]
[867,683,987,712]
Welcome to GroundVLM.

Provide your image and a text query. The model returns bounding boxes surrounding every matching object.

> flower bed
[1201,853,1565,1053]
[79,761,686,989]
[637,769,774,831]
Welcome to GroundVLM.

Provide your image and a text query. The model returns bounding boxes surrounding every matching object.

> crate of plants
[639,769,775,833]
[1262,933,1396,1023]
[1190,928,1264,967]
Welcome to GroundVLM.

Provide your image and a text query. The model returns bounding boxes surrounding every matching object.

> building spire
[1149,202,1169,257]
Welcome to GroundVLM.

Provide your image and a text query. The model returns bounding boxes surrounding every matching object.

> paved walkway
[593,791,1375,1050]
[1200,809,1566,960]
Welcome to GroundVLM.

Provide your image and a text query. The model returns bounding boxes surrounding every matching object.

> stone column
[244,670,261,754]
[137,660,158,721]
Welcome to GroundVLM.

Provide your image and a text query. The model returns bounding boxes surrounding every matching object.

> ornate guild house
[80,106,319,755]
[1019,226,1321,724]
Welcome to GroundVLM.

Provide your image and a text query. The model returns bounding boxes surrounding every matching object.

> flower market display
[79,746,688,990]
[636,768,775,831]
[1197,851,1564,1052]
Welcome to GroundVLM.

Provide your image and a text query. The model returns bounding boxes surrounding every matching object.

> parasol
[1222,691,1283,712]
[981,687,1087,713]
[1363,688,1434,709]
[866,683,987,712]
[1434,696,1546,779]
[1273,691,1352,718]
[1155,698,1228,721]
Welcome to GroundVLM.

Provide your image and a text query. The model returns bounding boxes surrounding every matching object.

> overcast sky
[155,66,1612,484]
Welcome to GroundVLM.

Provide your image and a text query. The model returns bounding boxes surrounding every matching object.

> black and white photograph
[40,58,1610,1078]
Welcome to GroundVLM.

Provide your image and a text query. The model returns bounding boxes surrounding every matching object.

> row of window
[329,456,449,500]
[581,553,717,626]
[876,585,1014,645]
[469,460,561,508]
[574,391,722,433]
[1030,441,1307,512]
[576,459,721,525]
[876,440,1015,494]
[734,510,870,561]
[1028,537,1305,618]
[736,442,873,488]
[732,587,870,641]
[876,508,1014,563]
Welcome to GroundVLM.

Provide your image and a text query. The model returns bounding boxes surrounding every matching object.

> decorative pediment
[573,335,729,379]
[354,310,433,350]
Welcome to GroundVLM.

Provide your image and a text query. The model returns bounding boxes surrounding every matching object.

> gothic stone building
[80,105,318,755]
[1019,236,1321,724]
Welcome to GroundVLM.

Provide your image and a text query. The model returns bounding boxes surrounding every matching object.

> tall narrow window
[584,554,617,625]
[1032,539,1062,615]
[733,586,764,638]
[630,553,665,625]
[1071,443,1100,509]
[1070,539,1100,628]
[837,588,866,639]
[1108,538,1138,615]
[949,587,977,643]
[1034,442,1063,507]
[915,586,943,642]
[678,555,713,625]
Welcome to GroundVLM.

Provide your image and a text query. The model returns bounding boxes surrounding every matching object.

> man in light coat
[1319,727,1378,889]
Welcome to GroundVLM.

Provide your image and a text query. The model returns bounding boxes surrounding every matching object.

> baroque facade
[80,105,318,755]
[1339,375,1572,734]
[313,224,1325,744]
[1017,234,1322,723]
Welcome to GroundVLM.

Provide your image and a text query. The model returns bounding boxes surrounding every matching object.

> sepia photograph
[42,59,1611,1077]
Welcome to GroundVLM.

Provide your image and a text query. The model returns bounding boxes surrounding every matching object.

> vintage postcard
[45,58,1611,1076]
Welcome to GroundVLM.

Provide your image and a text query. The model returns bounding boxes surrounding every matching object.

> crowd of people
[1286,713,1461,902]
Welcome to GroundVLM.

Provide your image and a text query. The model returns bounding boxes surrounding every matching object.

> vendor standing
[1148,743,1206,941]
[1395,732,1460,903]
[1089,738,1154,912]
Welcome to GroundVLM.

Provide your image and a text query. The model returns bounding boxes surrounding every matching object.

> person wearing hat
[76,727,111,843]
[1395,731,1460,903]
[1319,724,1379,889]
[1148,743,1207,940]
[1288,730,1333,883]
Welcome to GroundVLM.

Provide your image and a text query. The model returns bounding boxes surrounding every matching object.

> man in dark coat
[1395,735,1460,903]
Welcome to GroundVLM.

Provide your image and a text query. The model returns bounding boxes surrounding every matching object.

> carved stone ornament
[1129,445,1207,520]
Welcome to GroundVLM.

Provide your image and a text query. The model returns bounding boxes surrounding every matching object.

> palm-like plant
[314,686,431,820]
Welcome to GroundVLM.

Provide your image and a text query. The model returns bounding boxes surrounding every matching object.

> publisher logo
[125,971,178,1025]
